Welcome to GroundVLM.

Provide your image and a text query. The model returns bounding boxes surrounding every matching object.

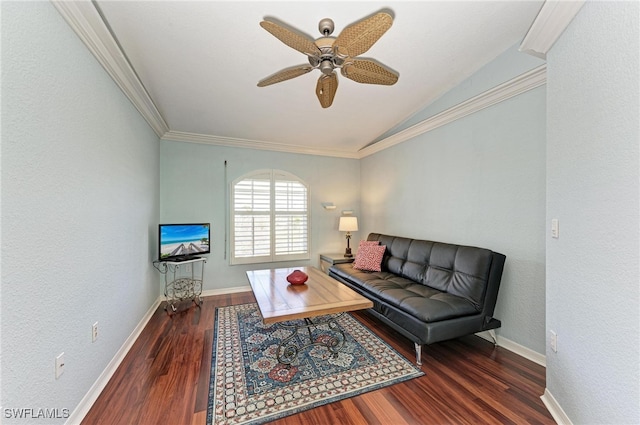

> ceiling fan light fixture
[320,59,334,75]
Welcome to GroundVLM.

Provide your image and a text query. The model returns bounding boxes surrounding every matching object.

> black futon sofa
[329,233,506,365]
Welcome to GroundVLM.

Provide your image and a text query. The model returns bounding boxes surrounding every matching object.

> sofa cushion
[381,236,411,275]
[402,239,433,283]
[426,245,493,309]
[330,263,477,322]
[353,244,386,272]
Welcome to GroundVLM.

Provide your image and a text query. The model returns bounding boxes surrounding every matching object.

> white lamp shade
[339,216,358,232]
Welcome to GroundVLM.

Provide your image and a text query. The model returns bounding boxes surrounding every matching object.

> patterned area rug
[207,303,423,425]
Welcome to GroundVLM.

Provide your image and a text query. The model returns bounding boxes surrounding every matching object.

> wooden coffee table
[246,266,373,364]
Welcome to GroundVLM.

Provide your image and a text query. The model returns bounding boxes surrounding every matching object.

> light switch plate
[55,352,65,379]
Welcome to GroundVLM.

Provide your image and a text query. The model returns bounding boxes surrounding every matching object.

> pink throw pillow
[353,244,386,272]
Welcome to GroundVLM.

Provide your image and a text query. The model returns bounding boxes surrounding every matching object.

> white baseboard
[476,331,546,367]
[541,388,573,425]
[65,297,162,425]
[201,285,252,297]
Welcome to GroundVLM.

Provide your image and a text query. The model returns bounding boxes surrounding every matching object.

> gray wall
[160,140,361,289]
[361,48,547,354]
[1,2,160,423]
[546,1,639,423]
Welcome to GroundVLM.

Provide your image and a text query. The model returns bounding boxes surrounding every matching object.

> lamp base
[344,247,353,258]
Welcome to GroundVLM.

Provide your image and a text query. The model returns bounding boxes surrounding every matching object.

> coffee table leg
[276,332,299,365]
[275,314,346,365]
[326,318,346,356]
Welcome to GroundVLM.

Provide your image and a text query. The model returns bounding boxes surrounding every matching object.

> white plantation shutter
[231,170,309,264]
[233,172,271,260]
[274,176,308,256]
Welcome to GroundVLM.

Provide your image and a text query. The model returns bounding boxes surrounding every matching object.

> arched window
[231,169,309,265]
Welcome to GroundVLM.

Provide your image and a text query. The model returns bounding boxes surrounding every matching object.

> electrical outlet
[92,322,98,342]
[55,353,65,379]
[550,330,558,353]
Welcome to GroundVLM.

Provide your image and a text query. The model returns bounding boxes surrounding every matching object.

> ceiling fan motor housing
[310,37,344,74]
[318,18,335,36]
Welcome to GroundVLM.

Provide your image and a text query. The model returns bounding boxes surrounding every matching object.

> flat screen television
[159,223,210,261]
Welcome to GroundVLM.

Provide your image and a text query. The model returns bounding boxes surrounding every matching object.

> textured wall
[1,2,160,422]
[361,48,547,354]
[160,140,361,289]
[546,1,640,423]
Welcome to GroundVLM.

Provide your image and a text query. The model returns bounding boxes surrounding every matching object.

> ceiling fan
[257,11,399,108]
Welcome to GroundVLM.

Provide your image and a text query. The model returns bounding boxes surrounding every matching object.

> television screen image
[159,223,210,261]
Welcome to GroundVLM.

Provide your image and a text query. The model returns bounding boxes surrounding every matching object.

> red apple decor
[286,269,308,285]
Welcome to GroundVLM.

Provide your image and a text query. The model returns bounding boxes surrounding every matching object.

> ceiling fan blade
[260,20,321,58]
[257,65,314,87]
[333,12,393,58]
[341,59,398,85]
[316,73,338,108]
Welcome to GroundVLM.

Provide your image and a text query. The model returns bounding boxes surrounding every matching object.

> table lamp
[338,216,358,257]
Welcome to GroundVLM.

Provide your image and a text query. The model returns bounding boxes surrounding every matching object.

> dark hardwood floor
[81,292,554,425]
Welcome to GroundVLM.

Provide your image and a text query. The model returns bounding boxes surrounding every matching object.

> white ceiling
[91,1,543,157]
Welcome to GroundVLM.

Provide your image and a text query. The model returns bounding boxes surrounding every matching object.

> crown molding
[519,0,586,59]
[161,131,360,159]
[357,64,547,159]
[51,0,169,137]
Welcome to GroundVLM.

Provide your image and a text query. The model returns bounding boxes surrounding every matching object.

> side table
[319,253,354,274]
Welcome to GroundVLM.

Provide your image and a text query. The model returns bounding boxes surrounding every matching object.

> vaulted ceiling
[55,1,544,157]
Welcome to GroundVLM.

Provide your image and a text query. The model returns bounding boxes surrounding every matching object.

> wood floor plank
[81,291,554,425]
[191,411,207,425]
[194,327,214,412]
[350,391,413,425]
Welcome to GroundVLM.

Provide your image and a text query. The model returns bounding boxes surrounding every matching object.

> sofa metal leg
[489,329,498,345]
[414,342,423,366]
